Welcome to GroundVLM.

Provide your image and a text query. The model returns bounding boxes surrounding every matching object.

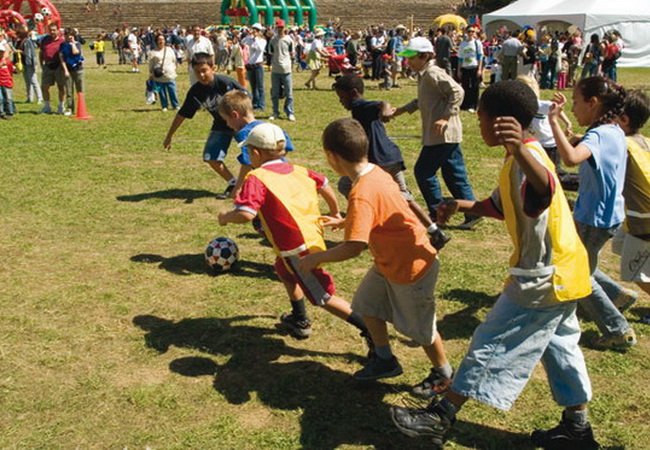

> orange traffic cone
[75,92,92,120]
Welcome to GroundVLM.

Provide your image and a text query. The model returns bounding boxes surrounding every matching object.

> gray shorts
[352,259,439,345]
[42,64,65,88]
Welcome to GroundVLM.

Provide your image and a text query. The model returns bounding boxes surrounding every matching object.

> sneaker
[63,110,72,116]
[531,414,600,450]
[0,114,7,120]
[411,368,453,399]
[288,114,296,122]
[279,312,312,339]
[468,108,476,113]
[353,355,403,381]
[268,115,276,121]
[162,108,168,112]
[215,184,235,200]
[612,288,637,312]
[591,329,637,351]
[39,105,52,114]
[391,402,454,447]
[360,330,375,359]
[428,228,451,251]
[456,215,483,230]
[57,105,65,115]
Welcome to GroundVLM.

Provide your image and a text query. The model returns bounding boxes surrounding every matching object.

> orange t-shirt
[345,165,436,283]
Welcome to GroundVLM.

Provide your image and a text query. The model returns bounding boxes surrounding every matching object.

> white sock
[427,223,439,233]
[228,178,236,186]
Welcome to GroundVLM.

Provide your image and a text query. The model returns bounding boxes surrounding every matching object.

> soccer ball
[41,7,51,17]
[205,237,239,273]
[33,13,44,23]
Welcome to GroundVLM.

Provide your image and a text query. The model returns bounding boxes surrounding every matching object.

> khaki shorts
[352,259,439,345]
[42,64,65,88]
[612,230,650,283]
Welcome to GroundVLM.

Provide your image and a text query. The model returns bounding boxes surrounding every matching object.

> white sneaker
[162,108,168,112]
[63,110,72,116]
[468,108,476,113]
[288,114,296,122]
[268,115,276,121]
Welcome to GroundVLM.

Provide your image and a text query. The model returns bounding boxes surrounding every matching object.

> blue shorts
[451,294,592,410]
[203,130,234,162]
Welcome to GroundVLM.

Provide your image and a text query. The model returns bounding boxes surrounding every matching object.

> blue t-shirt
[574,123,627,228]
[350,98,404,168]
[59,42,84,70]
[235,120,294,165]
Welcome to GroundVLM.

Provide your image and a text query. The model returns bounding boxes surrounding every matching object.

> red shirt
[40,34,64,63]
[0,58,14,88]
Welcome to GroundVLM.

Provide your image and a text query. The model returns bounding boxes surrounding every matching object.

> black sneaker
[216,184,235,200]
[279,312,312,339]
[531,414,600,450]
[391,402,454,447]
[456,215,483,230]
[360,330,375,359]
[353,355,403,381]
[428,228,451,251]
[411,368,453,399]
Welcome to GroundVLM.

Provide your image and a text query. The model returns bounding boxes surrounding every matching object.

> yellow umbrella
[432,14,467,31]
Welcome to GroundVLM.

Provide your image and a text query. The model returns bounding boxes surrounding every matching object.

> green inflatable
[221,0,317,30]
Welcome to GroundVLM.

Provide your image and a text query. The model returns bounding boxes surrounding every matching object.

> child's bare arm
[232,164,253,199]
[163,114,185,150]
[318,184,341,217]
[218,209,255,226]
[297,241,367,273]
[549,93,592,166]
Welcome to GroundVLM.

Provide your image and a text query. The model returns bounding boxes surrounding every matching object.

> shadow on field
[131,253,277,280]
[116,188,215,204]
[437,288,498,340]
[133,314,532,449]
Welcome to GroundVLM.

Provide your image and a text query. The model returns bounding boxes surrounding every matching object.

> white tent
[483,0,650,67]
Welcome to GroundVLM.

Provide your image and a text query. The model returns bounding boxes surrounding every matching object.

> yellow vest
[249,164,326,256]
[499,142,591,302]
[624,135,650,236]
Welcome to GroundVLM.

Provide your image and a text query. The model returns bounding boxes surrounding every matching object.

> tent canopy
[483,0,650,67]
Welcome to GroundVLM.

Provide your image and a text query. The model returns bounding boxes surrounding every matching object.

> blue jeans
[271,72,294,117]
[414,143,476,219]
[22,65,42,102]
[0,86,15,115]
[247,64,265,110]
[575,222,631,337]
[156,80,179,109]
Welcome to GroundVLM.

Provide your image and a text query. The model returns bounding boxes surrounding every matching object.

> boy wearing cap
[387,37,481,230]
[218,122,374,352]
[269,19,295,121]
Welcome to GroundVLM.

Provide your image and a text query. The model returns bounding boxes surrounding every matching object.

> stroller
[326,48,359,76]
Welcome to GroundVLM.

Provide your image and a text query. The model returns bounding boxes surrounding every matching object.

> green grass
[1,54,649,449]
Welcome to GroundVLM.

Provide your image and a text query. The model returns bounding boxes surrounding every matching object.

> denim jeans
[271,72,293,117]
[0,86,15,115]
[247,64,265,110]
[575,221,631,337]
[156,80,179,109]
[22,65,42,103]
[414,143,476,219]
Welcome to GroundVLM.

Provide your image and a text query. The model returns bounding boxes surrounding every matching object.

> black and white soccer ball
[41,7,52,17]
[33,13,44,23]
[205,237,239,273]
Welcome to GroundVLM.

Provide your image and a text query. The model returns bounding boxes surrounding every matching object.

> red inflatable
[0,9,27,30]
[0,0,61,33]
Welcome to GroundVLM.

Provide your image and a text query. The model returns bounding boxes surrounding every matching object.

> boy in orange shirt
[299,118,452,393]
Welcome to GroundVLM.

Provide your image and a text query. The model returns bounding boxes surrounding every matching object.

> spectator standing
[434,27,453,75]
[18,25,42,104]
[149,33,179,112]
[269,19,295,122]
[244,23,266,110]
[59,28,85,115]
[39,23,66,114]
[345,31,360,67]
[0,43,15,119]
[580,33,601,79]
[500,31,522,80]
[457,26,483,112]
[186,25,214,85]
[304,29,328,90]
[92,33,106,67]
[230,32,248,89]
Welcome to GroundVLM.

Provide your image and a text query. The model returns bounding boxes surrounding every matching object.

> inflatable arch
[221,0,317,30]
[0,0,61,33]
[0,8,27,30]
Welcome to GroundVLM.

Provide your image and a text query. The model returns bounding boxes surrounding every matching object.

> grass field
[1,54,649,449]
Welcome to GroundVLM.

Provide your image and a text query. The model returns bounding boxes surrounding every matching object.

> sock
[564,409,589,427]
[427,223,439,233]
[44,100,50,109]
[290,298,307,320]
[227,177,237,186]
[375,344,393,360]
[58,101,64,109]
[434,362,453,379]
[434,397,459,419]
[346,311,367,333]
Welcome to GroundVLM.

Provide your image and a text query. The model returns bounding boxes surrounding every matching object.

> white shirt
[188,35,214,59]
[245,35,266,64]
[531,100,556,148]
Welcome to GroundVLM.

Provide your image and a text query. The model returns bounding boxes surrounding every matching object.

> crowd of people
[0,15,648,450]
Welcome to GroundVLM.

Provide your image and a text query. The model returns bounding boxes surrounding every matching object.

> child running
[218,122,373,352]
[298,118,453,393]
[332,75,450,249]
[163,53,247,199]
[391,80,599,450]
[549,76,637,350]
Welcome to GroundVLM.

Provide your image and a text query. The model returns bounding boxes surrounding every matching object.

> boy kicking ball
[390,80,599,450]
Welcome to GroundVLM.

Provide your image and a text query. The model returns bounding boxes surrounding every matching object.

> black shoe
[411,367,453,399]
[391,402,454,447]
[279,312,312,339]
[216,184,235,200]
[428,227,451,251]
[360,330,375,359]
[456,215,483,230]
[353,355,403,381]
[531,414,600,450]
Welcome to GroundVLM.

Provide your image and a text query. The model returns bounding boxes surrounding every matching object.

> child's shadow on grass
[116,188,216,204]
[437,288,498,340]
[131,253,277,280]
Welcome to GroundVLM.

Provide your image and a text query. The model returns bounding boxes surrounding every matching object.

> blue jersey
[235,120,294,165]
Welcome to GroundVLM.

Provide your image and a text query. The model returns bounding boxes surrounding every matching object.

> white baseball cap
[251,23,264,31]
[238,123,286,151]
[397,37,434,57]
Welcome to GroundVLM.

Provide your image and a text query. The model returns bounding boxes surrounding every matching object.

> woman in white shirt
[304,30,329,89]
[149,34,179,111]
